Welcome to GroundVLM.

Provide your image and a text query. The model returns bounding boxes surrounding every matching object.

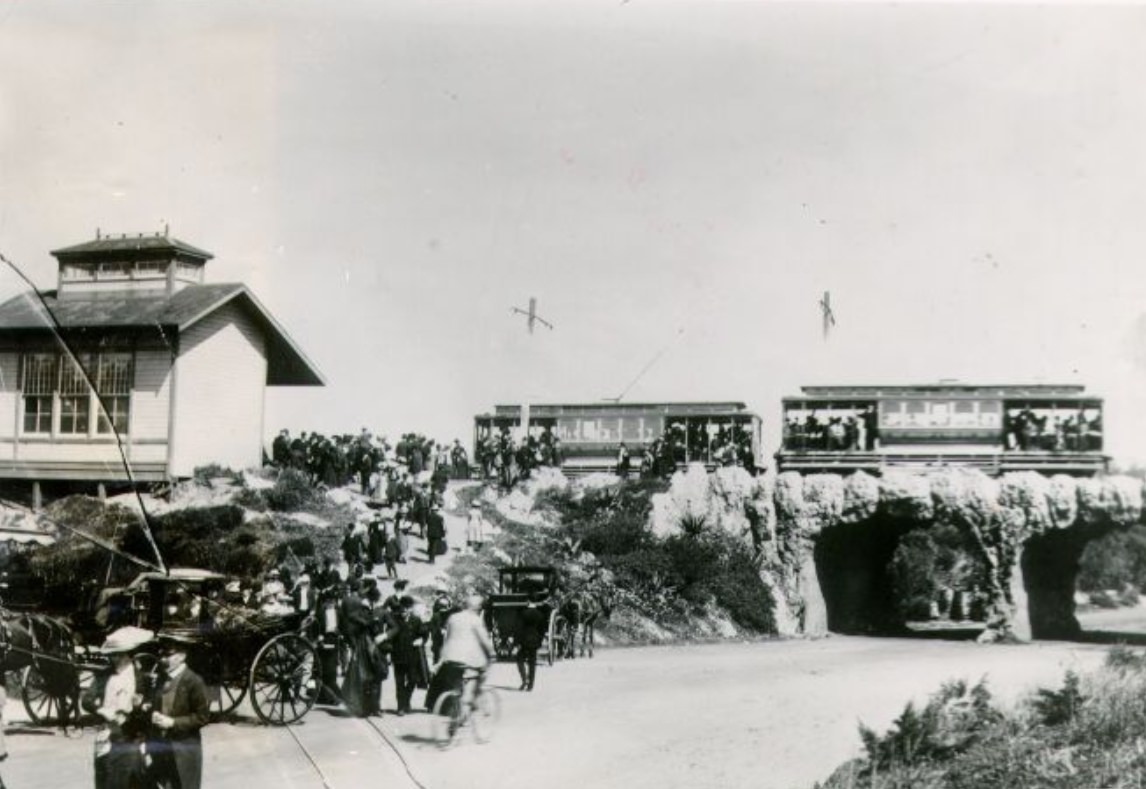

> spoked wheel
[199,651,246,719]
[21,664,77,726]
[209,681,248,719]
[249,634,319,725]
[545,613,568,666]
[471,688,501,744]
[431,690,463,749]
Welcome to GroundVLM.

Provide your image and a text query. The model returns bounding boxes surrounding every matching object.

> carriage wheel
[21,664,76,726]
[431,690,462,749]
[198,651,246,719]
[545,613,568,666]
[249,634,319,725]
[210,681,248,719]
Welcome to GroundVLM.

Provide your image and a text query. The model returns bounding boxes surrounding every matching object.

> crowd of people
[783,407,880,452]
[476,420,758,486]
[474,428,563,489]
[1004,407,1103,452]
[270,429,472,492]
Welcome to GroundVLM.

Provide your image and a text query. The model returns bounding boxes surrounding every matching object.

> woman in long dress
[465,505,486,552]
[340,581,383,717]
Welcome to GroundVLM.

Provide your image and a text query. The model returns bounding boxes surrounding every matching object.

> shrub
[887,525,988,620]
[264,468,319,512]
[1078,525,1146,592]
[858,678,1000,772]
[191,464,242,485]
[1032,671,1086,726]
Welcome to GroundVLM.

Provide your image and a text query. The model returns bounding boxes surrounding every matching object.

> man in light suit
[147,635,209,789]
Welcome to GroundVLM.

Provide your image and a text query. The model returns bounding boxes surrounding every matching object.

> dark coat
[426,511,446,541]
[518,604,547,650]
[148,666,209,789]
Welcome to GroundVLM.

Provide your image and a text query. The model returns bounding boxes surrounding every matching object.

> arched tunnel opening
[812,514,915,634]
[1022,526,1092,640]
[813,514,993,637]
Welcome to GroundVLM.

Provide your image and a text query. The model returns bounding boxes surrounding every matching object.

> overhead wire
[0,249,167,575]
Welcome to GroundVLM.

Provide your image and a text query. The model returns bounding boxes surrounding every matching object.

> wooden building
[0,231,323,490]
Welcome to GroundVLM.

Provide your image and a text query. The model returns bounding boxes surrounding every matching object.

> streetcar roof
[785,384,1101,403]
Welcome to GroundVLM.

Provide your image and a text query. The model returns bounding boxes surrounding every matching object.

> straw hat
[100,626,154,655]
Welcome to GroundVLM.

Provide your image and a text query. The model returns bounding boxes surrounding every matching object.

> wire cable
[0,249,166,574]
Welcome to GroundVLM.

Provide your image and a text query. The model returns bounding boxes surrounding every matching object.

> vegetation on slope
[444,478,775,641]
[815,646,1146,789]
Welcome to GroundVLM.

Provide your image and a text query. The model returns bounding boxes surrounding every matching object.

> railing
[775,449,1109,475]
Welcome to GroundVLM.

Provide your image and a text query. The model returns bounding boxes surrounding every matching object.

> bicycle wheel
[471,688,501,744]
[431,690,463,749]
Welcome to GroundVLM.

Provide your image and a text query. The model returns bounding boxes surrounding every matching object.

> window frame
[18,350,133,440]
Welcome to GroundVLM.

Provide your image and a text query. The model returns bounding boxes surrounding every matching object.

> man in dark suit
[147,635,210,789]
[382,597,427,714]
[516,593,547,691]
[426,507,446,564]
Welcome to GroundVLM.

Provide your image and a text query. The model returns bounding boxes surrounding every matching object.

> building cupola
[51,228,213,297]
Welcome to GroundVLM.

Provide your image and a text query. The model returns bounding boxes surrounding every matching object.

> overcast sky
[2,1,1145,465]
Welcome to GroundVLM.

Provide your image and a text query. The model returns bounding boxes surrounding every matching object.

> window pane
[97,396,129,435]
[59,354,92,396]
[97,353,132,395]
[23,396,51,433]
[22,354,57,395]
[59,395,89,434]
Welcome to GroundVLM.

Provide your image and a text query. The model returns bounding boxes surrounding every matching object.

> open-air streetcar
[483,566,568,666]
[22,568,320,727]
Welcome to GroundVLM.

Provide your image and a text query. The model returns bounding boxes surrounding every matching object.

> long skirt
[341,645,381,716]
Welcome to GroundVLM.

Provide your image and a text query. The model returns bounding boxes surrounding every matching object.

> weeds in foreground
[815,648,1146,789]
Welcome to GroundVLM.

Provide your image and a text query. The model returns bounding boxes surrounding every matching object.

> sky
[1,1,1145,465]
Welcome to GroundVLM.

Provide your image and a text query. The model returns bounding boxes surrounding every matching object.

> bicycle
[431,667,501,748]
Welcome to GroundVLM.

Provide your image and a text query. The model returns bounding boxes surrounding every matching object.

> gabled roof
[0,284,324,386]
[51,235,213,260]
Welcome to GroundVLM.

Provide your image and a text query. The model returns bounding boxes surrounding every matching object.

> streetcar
[776,383,1107,476]
[473,401,763,476]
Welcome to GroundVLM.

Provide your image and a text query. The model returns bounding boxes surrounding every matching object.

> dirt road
[2,631,1122,789]
[388,633,1112,789]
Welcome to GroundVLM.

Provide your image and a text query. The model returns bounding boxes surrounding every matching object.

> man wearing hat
[380,596,427,715]
[516,593,547,692]
[147,634,209,789]
[425,506,446,564]
[429,583,455,664]
[94,626,152,789]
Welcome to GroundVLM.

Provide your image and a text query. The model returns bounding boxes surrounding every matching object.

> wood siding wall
[170,300,267,476]
[0,348,171,476]
[132,349,173,443]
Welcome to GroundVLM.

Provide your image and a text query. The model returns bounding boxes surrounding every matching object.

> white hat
[100,626,154,655]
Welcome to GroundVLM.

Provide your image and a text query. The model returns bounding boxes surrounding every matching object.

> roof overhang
[176,286,324,386]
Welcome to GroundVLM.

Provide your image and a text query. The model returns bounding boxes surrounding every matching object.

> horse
[558,587,614,659]
[0,611,81,728]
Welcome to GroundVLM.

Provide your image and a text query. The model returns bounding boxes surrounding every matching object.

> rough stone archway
[770,469,1145,641]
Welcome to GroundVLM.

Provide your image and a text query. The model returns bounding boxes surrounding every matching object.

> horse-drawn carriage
[21,568,320,727]
[483,566,569,666]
